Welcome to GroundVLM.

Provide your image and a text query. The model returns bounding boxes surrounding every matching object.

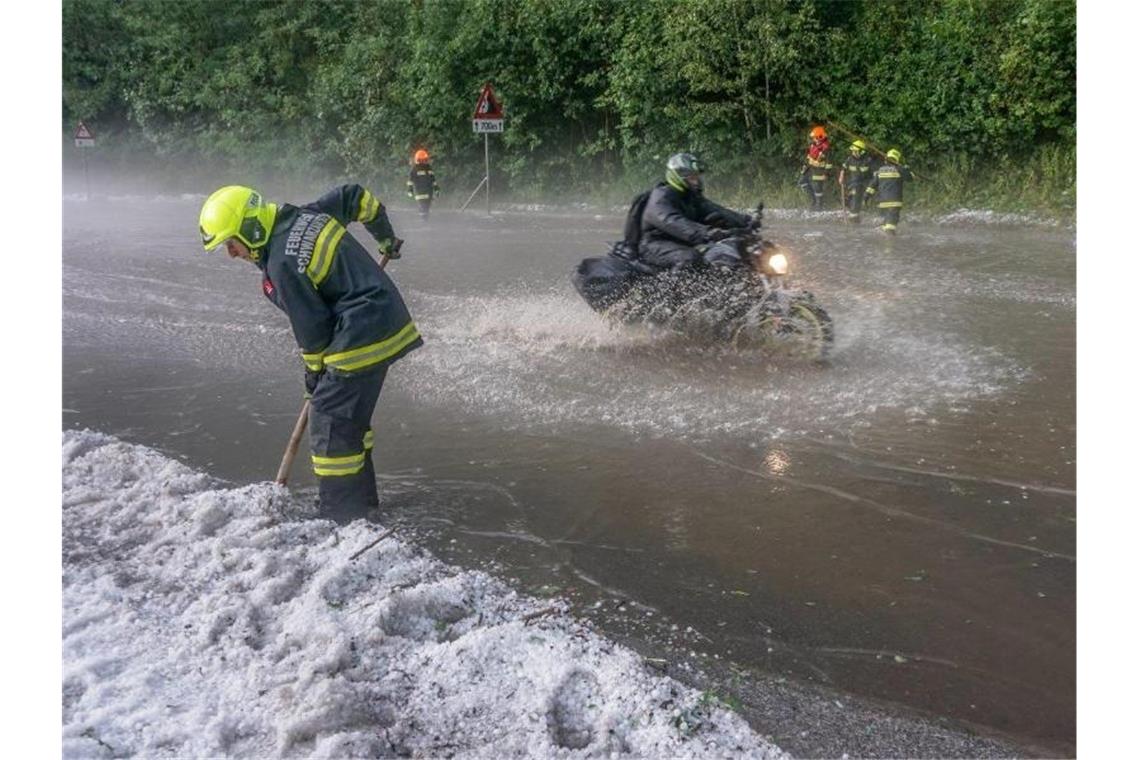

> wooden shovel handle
[275,399,310,486]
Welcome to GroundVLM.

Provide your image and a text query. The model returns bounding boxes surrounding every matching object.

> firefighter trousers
[417,198,432,220]
[878,205,902,233]
[308,363,389,521]
[844,185,865,218]
[798,168,824,209]
[809,177,828,210]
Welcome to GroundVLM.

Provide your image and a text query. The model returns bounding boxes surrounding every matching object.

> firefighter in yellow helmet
[407,149,440,221]
[838,139,874,222]
[864,148,914,234]
[198,184,423,520]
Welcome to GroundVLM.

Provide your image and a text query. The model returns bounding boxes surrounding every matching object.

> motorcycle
[572,229,834,359]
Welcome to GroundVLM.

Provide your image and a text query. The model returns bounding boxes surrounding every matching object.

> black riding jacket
[638,182,751,254]
[257,184,422,374]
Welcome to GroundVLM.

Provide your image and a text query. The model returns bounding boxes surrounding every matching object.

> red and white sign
[74,121,96,148]
[472,84,504,133]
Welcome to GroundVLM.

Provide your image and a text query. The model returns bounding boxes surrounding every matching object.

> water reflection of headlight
[766,252,789,275]
[764,448,790,475]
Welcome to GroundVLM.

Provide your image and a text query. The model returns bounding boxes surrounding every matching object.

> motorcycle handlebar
[714,227,766,243]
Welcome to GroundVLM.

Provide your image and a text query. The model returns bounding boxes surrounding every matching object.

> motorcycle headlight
[764,251,789,275]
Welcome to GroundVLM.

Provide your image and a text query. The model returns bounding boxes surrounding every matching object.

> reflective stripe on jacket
[865,163,914,206]
[407,165,439,201]
[258,184,423,374]
[841,154,874,190]
[806,140,832,176]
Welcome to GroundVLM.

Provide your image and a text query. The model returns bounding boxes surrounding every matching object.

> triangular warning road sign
[74,122,95,140]
[472,84,503,120]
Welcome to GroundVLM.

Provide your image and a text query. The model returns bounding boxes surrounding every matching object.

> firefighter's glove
[379,237,402,259]
[706,228,731,243]
[304,368,324,400]
[434,187,441,198]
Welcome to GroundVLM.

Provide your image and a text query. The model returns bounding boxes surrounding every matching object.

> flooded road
[63,194,1075,755]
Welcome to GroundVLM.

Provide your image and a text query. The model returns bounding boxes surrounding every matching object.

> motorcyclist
[637,152,757,271]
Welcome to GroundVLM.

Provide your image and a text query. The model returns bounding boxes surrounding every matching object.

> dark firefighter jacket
[865,163,914,207]
[257,184,423,374]
[407,165,439,201]
[841,153,874,190]
[638,182,751,256]
[805,140,833,180]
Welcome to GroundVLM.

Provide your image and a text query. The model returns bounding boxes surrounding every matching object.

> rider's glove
[706,228,731,243]
[304,368,324,399]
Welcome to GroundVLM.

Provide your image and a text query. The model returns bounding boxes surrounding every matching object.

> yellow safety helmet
[851,139,866,153]
[886,148,903,163]
[199,186,278,254]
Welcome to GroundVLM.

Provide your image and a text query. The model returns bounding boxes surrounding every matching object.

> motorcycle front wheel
[732,300,834,361]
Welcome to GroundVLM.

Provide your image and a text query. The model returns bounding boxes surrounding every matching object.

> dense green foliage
[63,0,1075,213]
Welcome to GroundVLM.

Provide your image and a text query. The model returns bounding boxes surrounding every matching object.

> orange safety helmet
[414,149,430,164]
[810,126,827,140]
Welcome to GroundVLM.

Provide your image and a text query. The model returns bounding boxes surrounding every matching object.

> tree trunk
[765,69,771,140]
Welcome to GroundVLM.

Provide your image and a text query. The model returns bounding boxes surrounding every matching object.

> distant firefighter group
[800,125,913,234]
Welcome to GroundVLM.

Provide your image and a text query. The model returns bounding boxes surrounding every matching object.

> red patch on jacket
[262,276,275,298]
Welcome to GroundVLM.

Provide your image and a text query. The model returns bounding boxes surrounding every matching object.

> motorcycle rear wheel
[732,301,834,360]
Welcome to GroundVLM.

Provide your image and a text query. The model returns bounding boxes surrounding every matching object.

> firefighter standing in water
[798,126,833,211]
[407,149,440,220]
[838,139,874,222]
[197,184,423,521]
[864,148,915,234]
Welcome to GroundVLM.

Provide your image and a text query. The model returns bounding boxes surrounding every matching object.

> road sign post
[464,84,504,215]
[74,122,96,200]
